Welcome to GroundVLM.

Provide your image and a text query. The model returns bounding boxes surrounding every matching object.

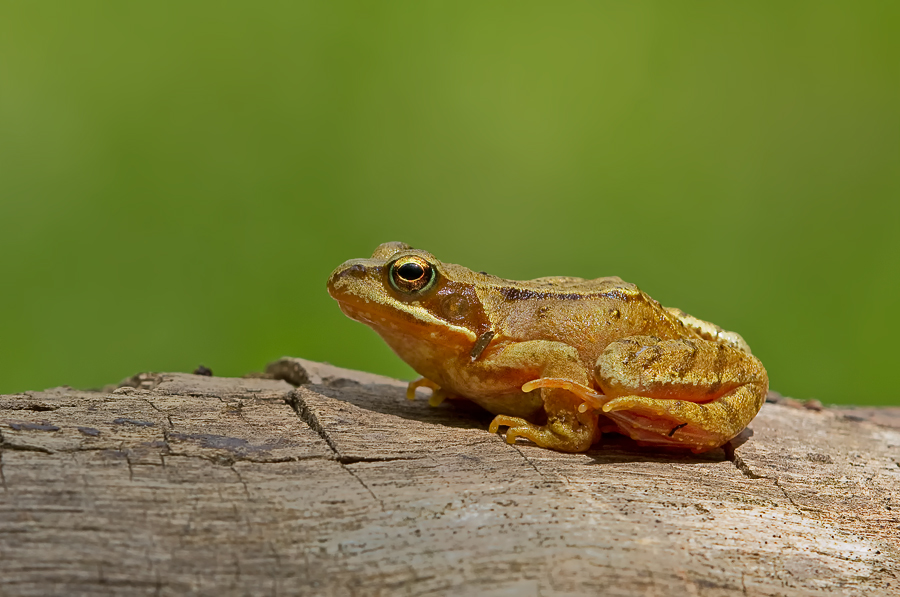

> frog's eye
[389,256,436,294]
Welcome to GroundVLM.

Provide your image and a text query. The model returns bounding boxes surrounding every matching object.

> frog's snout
[327,259,373,300]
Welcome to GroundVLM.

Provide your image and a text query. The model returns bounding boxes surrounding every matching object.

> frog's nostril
[345,264,367,278]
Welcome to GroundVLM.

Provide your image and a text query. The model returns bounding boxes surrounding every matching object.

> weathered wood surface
[1,357,898,596]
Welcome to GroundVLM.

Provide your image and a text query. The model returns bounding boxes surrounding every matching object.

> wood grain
[1,358,898,596]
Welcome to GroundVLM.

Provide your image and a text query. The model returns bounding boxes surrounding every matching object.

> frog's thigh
[594,336,768,452]
[485,340,598,453]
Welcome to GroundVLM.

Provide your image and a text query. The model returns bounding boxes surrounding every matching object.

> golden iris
[389,256,435,294]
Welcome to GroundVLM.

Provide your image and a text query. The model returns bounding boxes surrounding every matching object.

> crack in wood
[3,421,323,469]
[0,427,55,455]
[336,455,423,465]
[723,442,765,480]
[723,441,808,519]
[232,400,251,428]
[286,390,340,458]
[139,397,175,428]
[158,450,328,467]
[773,477,803,514]
[285,389,424,466]
[340,462,385,512]
[0,441,53,454]
[511,444,544,479]
[230,464,251,501]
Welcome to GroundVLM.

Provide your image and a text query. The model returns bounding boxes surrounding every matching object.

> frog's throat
[337,300,478,345]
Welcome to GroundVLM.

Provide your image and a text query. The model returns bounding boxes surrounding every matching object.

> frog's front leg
[407,377,452,406]
[594,335,768,452]
[485,341,600,452]
[489,404,598,452]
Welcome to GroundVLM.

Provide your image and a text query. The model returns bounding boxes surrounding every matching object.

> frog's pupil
[398,262,425,281]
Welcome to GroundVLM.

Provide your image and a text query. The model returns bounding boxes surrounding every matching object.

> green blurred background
[1,2,898,404]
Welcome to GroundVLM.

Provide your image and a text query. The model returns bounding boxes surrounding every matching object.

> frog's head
[327,242,494,377]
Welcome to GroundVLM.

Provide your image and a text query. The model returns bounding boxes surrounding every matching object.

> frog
[327,242,768,453]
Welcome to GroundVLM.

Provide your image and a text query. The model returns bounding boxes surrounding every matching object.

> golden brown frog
[327,242,768,453]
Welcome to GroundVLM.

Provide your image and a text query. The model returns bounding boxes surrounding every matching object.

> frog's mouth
[335,295,475,343]
[330,269,474,346]
[335,301,392,330]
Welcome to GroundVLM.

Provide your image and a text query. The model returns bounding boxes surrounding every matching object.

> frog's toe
[428,389,449,407]
[488,415,530,441]
[406,377,442,403]
[521,377,607,411]
[490,415,548,446]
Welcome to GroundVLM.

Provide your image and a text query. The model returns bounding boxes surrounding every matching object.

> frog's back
[476,274,691,359]
[473,272,638,298]
[477,273,642,311]
[521,275,635,294]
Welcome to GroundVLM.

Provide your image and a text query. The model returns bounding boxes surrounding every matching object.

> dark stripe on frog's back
[499,283,687,339]
[497,284,641,303]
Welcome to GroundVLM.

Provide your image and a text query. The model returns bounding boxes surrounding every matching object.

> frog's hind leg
[595,336,768,453]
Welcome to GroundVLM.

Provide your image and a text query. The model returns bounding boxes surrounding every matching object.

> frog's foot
[521,378,607,412]
[489,414,597,453]
[406,377,449,407]
[599,402,717,452]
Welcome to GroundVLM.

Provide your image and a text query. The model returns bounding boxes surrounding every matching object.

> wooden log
[1,358,898,596]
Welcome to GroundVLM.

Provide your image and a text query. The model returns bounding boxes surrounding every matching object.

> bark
[0,358,898,596]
